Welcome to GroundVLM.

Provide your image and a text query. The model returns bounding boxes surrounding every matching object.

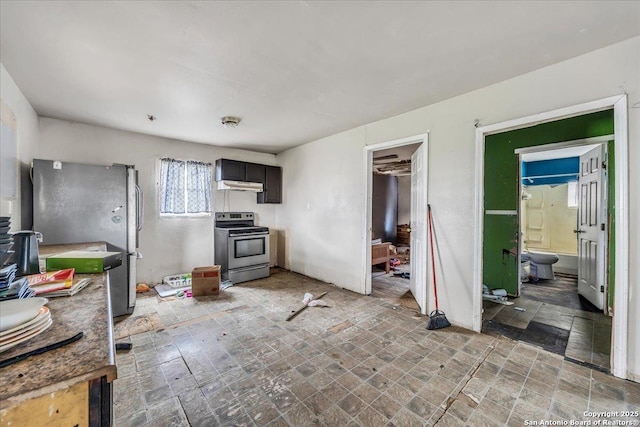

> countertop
[0,242,116,410]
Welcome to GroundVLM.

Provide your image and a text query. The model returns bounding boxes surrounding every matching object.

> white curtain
[160,158,211,214]
[186,160,212,213]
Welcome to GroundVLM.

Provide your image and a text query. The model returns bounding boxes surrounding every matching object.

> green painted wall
[483,109,614,295]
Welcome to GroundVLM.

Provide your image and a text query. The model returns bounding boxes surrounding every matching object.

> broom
[427,204,451,330]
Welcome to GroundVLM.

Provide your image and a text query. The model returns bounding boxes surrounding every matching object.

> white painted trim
[363,134,429,302]
[612,96,628,379]
[514,135,613,155]
[365,133,429,151]
[478,96,622,135]
[517,140,608,303]
[363,149,373,294]
[473,127,485,333]
[522,173,578,180]
[473,95,629,380]
[517,158,523,297]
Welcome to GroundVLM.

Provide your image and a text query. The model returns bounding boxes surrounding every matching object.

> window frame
[567,180,579,209]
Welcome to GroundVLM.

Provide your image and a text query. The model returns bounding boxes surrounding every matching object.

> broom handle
[427,204,439,311]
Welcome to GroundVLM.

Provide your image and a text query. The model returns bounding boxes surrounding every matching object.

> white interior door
[577,144,606,310]
[410,144,427,314]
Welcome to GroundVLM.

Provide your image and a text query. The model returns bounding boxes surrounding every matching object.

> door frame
[515,136,612,302]
[473,95,629,379]
[363,133,429,313]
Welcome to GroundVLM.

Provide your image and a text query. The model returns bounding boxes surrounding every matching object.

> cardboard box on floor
[191,266,220,296]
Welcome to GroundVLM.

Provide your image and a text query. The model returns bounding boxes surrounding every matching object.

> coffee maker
[12,231,42,276]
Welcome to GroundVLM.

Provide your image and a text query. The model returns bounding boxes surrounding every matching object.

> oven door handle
[228,232,269,237]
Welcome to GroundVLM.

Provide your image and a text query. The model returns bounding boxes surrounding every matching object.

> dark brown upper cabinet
[257,165,282,204]
[245,163,266,183]
[216,158,281,204]
[215,159,246,182]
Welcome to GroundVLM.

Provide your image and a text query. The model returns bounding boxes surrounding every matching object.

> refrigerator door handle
[135,184,144,231]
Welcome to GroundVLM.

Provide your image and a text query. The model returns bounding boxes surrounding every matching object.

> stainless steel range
[214,212,270,283]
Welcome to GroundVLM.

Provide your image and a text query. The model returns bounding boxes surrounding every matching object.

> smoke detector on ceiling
[221,116,241,128]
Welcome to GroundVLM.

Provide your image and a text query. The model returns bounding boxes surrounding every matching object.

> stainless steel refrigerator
[32,159,142,317]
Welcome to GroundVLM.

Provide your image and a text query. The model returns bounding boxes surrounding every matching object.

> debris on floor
[482,285,513,305]
[286,291,328,321]
[154,283,190,298]
[175,290,193,299]
[115,342,132,352]
[113,312,164,339]
[136,283,150,293]
[514,306,526,312]
[163,272,192,288]
[220,280,234,291]
[328,319,352,334]
[302,292,329,307]
[393,271,410,279]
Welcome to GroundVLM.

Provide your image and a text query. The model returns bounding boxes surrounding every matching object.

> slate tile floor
[370,264,419,312]
[113,269,640,426]
[482,275,612,371]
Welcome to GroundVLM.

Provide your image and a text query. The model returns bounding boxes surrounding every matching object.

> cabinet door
[246,163,266,183]
[257,166,282,204]
[215,159,246,181]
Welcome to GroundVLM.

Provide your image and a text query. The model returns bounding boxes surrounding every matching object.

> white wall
[0,64,39,229]
[277,36,640,379]
[38,118,278,284]
[277,126,366,285]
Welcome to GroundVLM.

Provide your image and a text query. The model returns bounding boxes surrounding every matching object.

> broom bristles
[427,310,451,330]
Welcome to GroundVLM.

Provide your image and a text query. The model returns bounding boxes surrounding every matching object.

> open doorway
[474,95,630,379]
[483,138,614,371]
[369,144,420,311]
[363,134,429,315]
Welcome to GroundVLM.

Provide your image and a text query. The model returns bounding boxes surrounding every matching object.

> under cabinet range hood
[217,180,264,192]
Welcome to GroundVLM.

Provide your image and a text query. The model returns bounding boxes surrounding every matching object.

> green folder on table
[46,251,122,273]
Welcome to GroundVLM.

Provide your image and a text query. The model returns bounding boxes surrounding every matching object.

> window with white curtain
[159,158,212,215]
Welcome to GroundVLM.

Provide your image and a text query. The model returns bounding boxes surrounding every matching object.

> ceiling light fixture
[221,116,241,128]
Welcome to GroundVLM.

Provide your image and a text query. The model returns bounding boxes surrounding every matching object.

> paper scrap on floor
[482,285,514,305]
[155,279,234,297]
[155,284,190,298]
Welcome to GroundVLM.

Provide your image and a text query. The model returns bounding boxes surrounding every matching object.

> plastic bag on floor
[302,292,329,307]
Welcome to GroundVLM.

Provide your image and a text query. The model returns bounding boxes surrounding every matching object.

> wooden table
[0,243,116,427]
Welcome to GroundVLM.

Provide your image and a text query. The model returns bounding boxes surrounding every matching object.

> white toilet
[524,251,559,280]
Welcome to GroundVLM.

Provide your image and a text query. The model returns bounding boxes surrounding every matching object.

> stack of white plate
[0,298,52,353]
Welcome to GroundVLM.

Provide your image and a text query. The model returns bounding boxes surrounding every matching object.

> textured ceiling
[1,1,638,153]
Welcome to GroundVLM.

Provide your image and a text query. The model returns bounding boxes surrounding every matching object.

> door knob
[573,229,585,234]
